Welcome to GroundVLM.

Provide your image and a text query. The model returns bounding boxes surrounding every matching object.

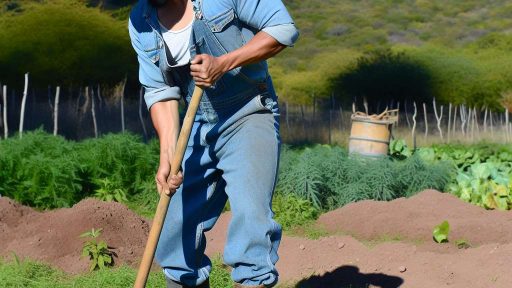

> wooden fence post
[120,77,127,133]
[89,87,98,138]
[447,103,452,142]
[432,98,443,140]
[396,101,400,126]
[506,109,510,142]
[469,107,475,141]
[490,110,494,138]
[460,105,467,137]
[483,107,488,133]
[404,99,411,129]
[2,85,7,139]
[423,102,428,139]
[53,86,60,136]
[412,102,417,149]
[19,73,29,139]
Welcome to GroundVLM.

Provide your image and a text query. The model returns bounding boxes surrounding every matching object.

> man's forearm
[150,100,180,161]
[218,31,286,73]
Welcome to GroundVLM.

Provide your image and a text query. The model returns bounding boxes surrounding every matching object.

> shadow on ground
[295,265,404,288]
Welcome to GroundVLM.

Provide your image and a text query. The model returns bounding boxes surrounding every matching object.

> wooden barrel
[349,117,392,157]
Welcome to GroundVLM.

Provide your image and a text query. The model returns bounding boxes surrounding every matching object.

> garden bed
[2,189,511,287]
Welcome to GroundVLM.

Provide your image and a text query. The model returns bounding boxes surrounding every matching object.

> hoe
[134,86,203,288]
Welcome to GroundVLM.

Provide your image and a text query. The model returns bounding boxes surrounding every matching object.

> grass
[0,255,232,288]
[285,223,330,240]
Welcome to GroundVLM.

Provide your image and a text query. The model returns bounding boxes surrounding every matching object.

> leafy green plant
[389,139,412,160]
[80,228,115,271]
[433,221,450,243]
[447,162,512,210]
[273,194,319,229]
[276,147,324,208]
[94,178,128,203]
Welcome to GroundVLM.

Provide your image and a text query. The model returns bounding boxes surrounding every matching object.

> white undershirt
[159,20,193,66]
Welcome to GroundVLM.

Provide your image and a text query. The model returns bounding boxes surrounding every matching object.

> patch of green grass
[210,255,233,288]
[0,256,233,288]
[360,234,405,248]
[285,223,329,240]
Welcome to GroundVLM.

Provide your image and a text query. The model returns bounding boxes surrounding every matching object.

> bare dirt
[2,190,512,287]
[0,197,150,274]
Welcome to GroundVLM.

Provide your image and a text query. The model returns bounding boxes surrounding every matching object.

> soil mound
[0,197,150,274]
[318,189,512,246]
[205,194,512,287]
[3,191,512,287]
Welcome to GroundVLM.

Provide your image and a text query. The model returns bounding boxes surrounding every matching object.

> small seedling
[80,228,116,271]
[455,239,471,249]
[433,220,450,243]
[94,178,128,203]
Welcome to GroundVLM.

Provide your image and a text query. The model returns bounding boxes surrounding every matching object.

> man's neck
[157,0,193,31]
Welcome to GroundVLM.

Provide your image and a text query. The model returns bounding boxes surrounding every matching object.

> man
[128,0,298,287]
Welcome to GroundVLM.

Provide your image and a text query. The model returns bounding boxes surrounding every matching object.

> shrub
[276,145,452,211]
[273,194,319,229]
[0,131,157,209]
[0,130,83,208]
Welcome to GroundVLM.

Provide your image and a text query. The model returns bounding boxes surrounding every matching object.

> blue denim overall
[154,0,282,286]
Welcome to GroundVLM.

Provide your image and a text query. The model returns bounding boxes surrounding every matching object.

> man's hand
[190,54,228,88]
[155,150,183,196]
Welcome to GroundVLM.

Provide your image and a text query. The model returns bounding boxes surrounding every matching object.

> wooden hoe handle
[134,86,204,288]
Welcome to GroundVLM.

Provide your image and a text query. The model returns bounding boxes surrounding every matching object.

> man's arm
[128,18,183,195]
[191,0,298,87]
[150,100,183,196]
[190,31,285,88]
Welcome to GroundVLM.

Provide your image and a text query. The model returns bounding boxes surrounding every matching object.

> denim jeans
[155,94,282,287]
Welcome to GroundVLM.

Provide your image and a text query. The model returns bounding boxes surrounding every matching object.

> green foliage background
[1,0,512,107]
[0,0,135,87]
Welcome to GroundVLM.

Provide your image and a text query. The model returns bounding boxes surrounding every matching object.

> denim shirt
[128,0,299,111]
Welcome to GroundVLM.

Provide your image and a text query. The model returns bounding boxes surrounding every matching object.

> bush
[76,133,158,198]
[273,194,319,229]
[0,130,82,208]
[0,0,135,87]
[276,145,452,211]
[0,131,157,209]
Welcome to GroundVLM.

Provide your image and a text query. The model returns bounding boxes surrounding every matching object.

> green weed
[80,228,115,271]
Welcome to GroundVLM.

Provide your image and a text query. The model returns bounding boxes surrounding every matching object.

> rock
[337,242,345,249]
[299,244,305,250]
[399,266,407,273]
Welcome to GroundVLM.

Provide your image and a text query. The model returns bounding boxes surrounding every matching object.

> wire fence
[1,79,511,146]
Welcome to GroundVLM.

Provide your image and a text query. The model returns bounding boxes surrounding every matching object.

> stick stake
[134,86,203,288]
[2,85,7,139]
[19,73,29,139]
[53,86,60,136]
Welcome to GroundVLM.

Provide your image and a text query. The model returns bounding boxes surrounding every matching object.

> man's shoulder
[129,0,150,31]
[202,0,237,19]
